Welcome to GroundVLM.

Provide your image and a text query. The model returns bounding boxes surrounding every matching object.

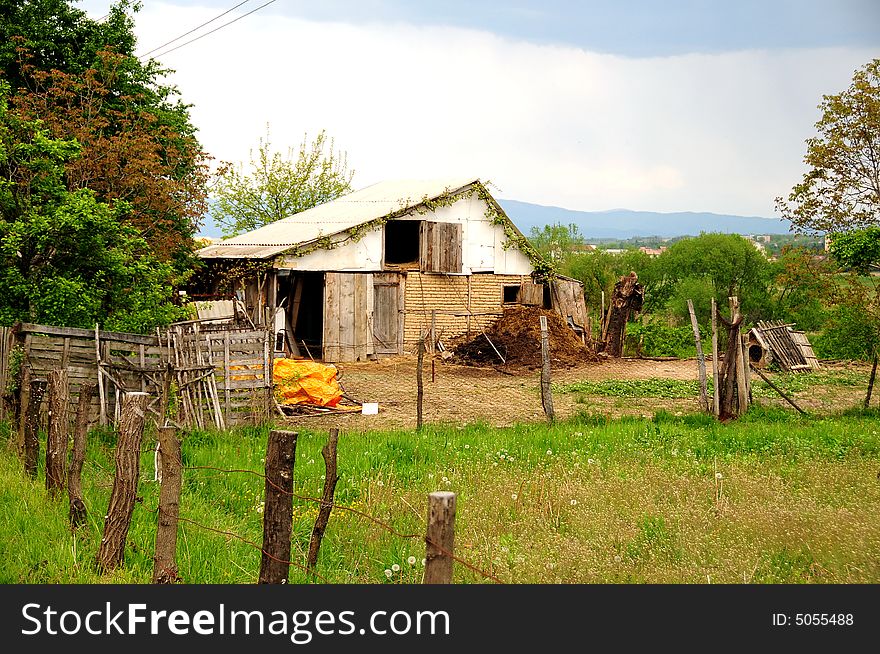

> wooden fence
[0,326,15,423]
[2,322,273,430]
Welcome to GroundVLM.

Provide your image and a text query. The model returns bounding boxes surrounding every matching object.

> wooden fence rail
[2,322,273,430]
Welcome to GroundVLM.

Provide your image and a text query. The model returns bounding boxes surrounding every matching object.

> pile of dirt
[452,306,598,369]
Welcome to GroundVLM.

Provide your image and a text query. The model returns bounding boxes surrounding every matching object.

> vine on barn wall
[274,181,557,280]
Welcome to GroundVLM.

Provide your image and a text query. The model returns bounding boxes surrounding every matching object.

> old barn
[195,178,587,362]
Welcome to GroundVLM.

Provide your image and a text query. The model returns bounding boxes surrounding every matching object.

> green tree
[0,86,188,331]
[648,233,774,324]
[212,128,354,237]
[528,223,585,262]
[776,59,880,233]
[828,227,880,274]
[3,0,209,267]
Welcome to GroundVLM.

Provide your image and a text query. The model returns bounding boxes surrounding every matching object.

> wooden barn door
[372,273,405,357]
[323,273,373,362]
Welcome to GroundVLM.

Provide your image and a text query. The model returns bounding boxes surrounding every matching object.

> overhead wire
[140,0,278,60]
[138,0,252,58]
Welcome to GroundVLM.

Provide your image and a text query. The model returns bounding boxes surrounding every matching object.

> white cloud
[132,3,875,217]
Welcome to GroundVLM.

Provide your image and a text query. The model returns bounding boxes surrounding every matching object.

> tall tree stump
[45,369,69,497]
[153,426,182,583]
[68,382,96,528]
[21,379,47,479]
[96,392,148,574]
[716,297,750,420]
[602,272,645,357]
[258,429,298,584]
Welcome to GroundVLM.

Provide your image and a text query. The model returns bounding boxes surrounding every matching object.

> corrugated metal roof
[199,178,480,259]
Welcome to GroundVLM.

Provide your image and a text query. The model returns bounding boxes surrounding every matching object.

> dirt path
[278,356,707,431]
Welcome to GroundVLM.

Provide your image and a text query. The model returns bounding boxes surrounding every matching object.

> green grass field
[2,407,879,584]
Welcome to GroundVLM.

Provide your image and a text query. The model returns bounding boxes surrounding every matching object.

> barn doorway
[280,272,324,357]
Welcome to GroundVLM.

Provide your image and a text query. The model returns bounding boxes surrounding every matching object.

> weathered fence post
[540,315,555,423]
[424,491,456,584]
[45,369,69,497]
[259,429,298,584]
[22,379,47,479]
[711,298,720,416]
[865,351,878,409]
[687,299,709,412]
[95,324,107,426]
[68,382,96,528]
[96,391,149,574]
[417,333,425,430]
[153,425,182,583]
[730,297,749,413]
[307,428,340,573]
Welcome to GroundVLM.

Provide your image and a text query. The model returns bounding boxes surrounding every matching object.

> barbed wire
[172,513,330,583]
[184,464,505,584]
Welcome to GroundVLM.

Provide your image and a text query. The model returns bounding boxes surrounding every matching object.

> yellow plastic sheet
[272,358,342,407]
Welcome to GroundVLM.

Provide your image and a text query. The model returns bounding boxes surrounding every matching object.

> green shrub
[624,321,697,358]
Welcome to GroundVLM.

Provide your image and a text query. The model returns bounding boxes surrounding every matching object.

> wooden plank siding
[323,272,374,362]
[0,326,14,422]
[420,221,463,273]
[550,278,589,329]
[373,273,405,356]
[5,323,273,428]
[518,281,545,306]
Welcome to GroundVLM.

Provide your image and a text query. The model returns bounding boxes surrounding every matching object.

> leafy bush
[812,305,879,360]
[624,321,696,358]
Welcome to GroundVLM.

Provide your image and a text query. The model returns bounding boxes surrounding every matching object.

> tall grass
[2,408,879,584]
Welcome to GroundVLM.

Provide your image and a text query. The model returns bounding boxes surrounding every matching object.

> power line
[143,0,278,60]
[138,0,253,58]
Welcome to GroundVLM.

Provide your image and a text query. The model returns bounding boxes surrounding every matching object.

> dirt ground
[277,356,874,432]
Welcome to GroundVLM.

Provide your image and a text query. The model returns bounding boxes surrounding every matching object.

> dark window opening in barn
[543,284,552,309]
[279,272,324,358]
[384,220,421,267]
[502,284,521,304]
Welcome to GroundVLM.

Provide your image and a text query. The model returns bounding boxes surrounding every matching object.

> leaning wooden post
[258,429,298,584]
[68,382,96,529]
[96,392,149,574]
[95,323,107,426]
[540,315,555,423]
[424,491,456,584]
[742,333,752,403]
[865,351,878,409]
[729,297,749,413]
[307,428,340,573]
[416,333,425,430]
[45,369,70,498]
[711,298,720,416]
[22,379,47,479]
[153,426,182,584]
[687,299,709,412]
[749,365,808,416]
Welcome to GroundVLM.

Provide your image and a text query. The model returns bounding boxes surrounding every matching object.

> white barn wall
[272,192,532,275]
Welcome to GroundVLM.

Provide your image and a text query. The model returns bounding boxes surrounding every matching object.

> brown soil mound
[453,306,598,368]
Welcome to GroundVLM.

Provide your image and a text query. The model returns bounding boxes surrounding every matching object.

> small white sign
[362,402,379,415]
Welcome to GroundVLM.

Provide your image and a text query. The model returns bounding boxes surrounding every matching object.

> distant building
[638,246,667,257]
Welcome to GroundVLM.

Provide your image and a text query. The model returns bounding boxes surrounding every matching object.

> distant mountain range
[196,199,793,240]
[497,199,792,240]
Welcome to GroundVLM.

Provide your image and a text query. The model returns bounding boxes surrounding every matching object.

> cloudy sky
[78,0,879,220]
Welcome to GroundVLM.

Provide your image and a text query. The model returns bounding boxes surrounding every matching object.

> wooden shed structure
[195,178,588,362]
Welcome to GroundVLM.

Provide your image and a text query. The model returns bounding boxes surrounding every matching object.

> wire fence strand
[184,464,505,584]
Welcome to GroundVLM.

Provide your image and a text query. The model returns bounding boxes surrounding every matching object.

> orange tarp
[272,358,342,407]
